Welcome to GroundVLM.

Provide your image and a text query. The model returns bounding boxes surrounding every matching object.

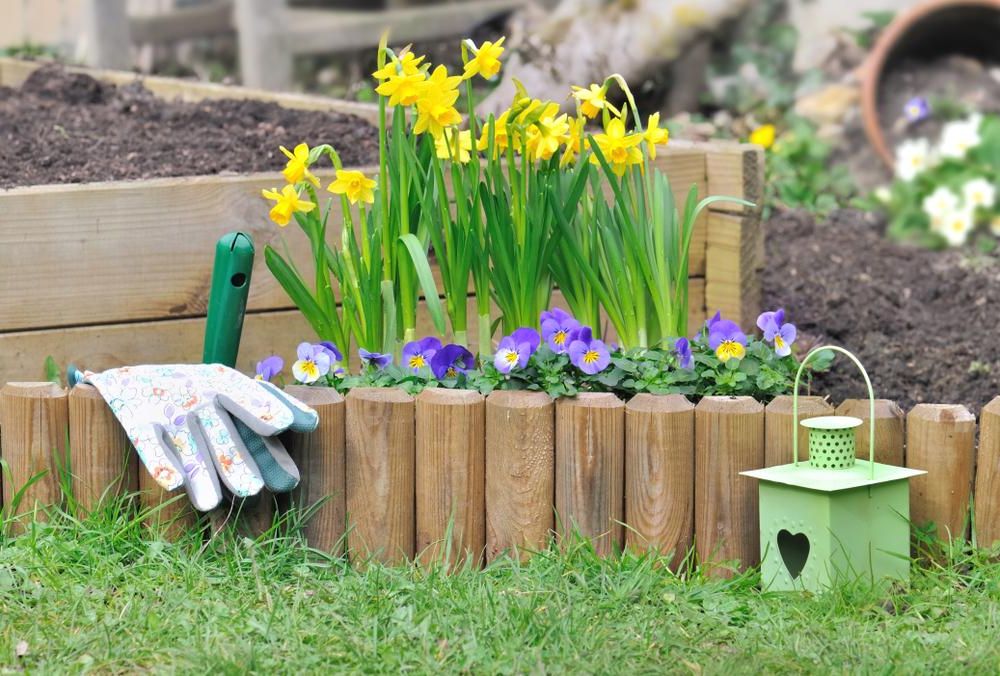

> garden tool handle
[203,232,255,368]
[792,345,876,479]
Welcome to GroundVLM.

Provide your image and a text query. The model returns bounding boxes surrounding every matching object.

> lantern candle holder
[742,346,925,592]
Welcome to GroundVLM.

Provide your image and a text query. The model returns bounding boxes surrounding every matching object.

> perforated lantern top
[801,415,862,469]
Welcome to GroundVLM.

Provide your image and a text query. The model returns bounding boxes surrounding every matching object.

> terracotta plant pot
[860,0,1000,168]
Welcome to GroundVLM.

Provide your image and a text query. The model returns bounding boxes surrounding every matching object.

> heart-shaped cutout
[777,529,810,580]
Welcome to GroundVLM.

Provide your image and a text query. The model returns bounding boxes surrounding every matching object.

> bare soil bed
[765,209,1000,412]
[0,65,380,189]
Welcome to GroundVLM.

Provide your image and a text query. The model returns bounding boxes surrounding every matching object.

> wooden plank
[129,1,234,44]
[555,393,625,556]
[624,394,693,568]
[0,382,68,530]
[282,1,526,55]
[694,396,764,577]
[68,384,137,514]
[484,391,554,562]
[139,470,201,540]
[285,385,347,556]
[835,399,905,466]
[764,395,834,467]
[906,404,976,542]
[974,397,1000,548]
[415,388,485,568]
[705,211,761,329]
[345,387,415,565]
[705,143,764,216]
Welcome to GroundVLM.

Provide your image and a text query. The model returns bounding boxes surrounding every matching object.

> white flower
[895,138,931,181]
[922,186,960,224]
[938,207,976,247]
[874,186,892,203]
[938,117,982,159]
[962,178,996,209]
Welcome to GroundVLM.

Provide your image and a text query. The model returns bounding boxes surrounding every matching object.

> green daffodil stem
[478,312,492,359]
[454,329,468,350]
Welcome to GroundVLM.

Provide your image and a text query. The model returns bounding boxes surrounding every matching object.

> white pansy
[939,207,976,247]
[938,116,982,159]
[894,138,931,181]
[922,186,960,222]
[962,178,996,209]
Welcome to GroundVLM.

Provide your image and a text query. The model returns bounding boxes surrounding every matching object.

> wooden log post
[345,388,415,565]
[974,397,1000,548]
[836,399,905,466]
[555,393,625,556]
[139,471,200,541]
[285,386,347,556]
[415,389,486,568]
[485,391,555,562]
[906,404,976,542]
[67,384,137,514]
[624,394,694,568]
[764,395,834,467]
[1,383,69,529]
[695,396,765,577]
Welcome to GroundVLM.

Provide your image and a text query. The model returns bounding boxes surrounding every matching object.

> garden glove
[82,364,319,511]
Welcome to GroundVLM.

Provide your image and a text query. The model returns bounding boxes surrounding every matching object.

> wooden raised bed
[0,58,763,382]
[0,383,990,575]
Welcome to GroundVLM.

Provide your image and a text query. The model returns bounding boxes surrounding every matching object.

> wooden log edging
[5,384,1000,571]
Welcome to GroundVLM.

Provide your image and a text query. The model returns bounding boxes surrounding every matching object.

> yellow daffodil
[434,128,473,163]
[571,83,609,119]
[413,65,463,138]
[477,109,516,156]
[463,37,505,80]
[279,143,320,187]
[262,185,315,227]
[525,102,569,162]
[372,50,425,80]
[590,117,643,176]
[374,69,426,107]
[749,124,776,149]
[559,117,584,167]
[643,112,670,159]
[327,169,377,205]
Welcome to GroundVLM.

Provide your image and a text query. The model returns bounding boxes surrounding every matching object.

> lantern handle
[792,345,876,480]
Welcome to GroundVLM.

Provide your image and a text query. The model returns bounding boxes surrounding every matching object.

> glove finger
[256,381,319,433]
[159,424,223,512]
[232,418,301,493]
[189,403,265,498]
[215,381,294,436]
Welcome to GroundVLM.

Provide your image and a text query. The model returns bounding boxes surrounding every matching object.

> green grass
[2,502,999,674]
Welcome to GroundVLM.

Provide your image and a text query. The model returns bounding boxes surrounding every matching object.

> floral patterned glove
[84,364,318,511]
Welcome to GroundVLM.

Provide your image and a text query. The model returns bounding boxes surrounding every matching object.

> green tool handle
[203,232,255,368]
[792,345,876,479]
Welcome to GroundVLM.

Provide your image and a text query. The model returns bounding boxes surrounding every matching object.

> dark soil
[765,209,1000,412]
[0,65,380,189]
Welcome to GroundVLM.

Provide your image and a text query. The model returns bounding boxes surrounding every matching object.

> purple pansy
[903,96,930,124]
[494,334,533,374]
[704,310,722,332]
[674,337,693,370]
[359,348,393,369]
[292,342,332,384]
[431,344,475,379]
[541,308,581,353]
[510,327,541,355]
[757,308,797,357]
[708,319,747,363]
[568,331,611,375]
[401,337,442,372]
[255,355,284,382]
[317,341,343,363]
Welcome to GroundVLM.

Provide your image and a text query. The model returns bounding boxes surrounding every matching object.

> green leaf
[399,233,446,336]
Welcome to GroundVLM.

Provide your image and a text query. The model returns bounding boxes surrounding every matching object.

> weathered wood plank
[835,399,905,466]
[764,395,834,467]
[705,211,762,329]
[68,384,137,513]
[974,397,1000,548]
[705,143,764,216]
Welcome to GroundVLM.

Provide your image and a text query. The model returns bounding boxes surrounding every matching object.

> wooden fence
[0,58,764,385]
[0,384,993,573]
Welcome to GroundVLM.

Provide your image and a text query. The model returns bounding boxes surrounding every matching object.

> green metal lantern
[742,346,925,592]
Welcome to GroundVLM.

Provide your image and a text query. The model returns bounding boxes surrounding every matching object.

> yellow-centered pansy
[463,37,505,80]
[262,185,315,227]
[643,112,670,159]
[328,169,377,205]
[279,143,319,187]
